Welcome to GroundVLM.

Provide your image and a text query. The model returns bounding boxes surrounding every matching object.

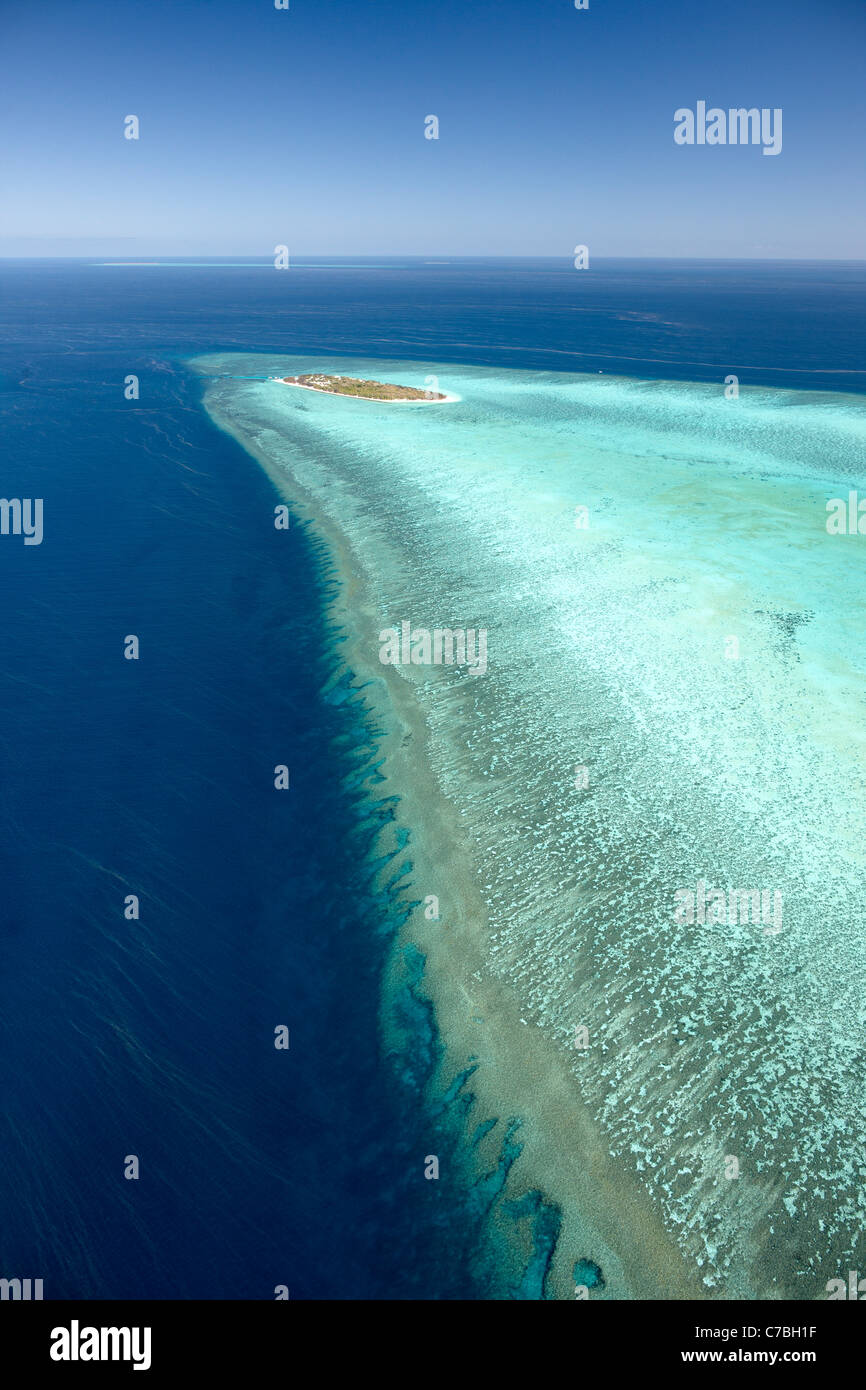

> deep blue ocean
[1,257,863,1300]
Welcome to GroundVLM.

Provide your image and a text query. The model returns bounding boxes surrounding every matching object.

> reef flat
[194,351,866,1300]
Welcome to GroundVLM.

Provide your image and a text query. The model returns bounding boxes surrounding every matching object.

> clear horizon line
[2,253,865,265]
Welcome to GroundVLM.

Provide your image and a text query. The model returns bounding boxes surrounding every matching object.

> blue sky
[1,0,864,257]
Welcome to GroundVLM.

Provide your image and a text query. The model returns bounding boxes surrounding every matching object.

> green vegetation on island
[281,373,446,401]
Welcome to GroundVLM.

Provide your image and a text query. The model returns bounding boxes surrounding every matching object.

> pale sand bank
[270,377,461,404]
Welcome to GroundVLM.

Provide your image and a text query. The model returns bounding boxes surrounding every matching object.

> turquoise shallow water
[197,353,866,1297]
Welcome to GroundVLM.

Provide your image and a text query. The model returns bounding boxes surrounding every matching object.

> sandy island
[272,372,460,404]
